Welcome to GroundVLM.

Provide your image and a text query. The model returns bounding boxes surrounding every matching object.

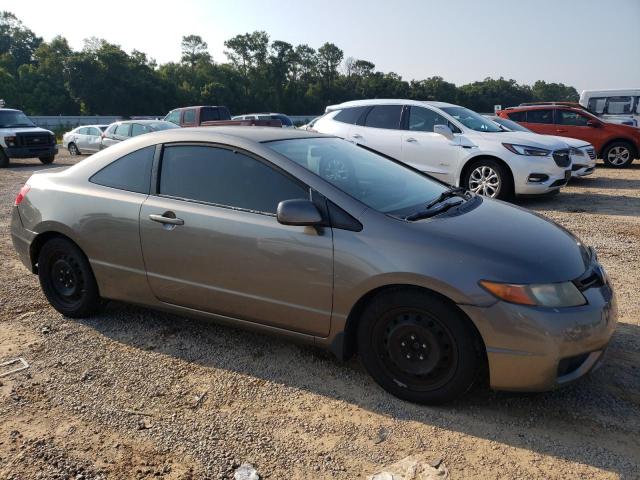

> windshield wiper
[404,187,469,221]
[425,186,468,209]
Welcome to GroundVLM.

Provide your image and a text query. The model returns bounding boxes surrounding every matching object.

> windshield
[149,122,179,131]
[490,116,532,133]
[442,106,502,132]
[266,137,447,215]
[0,110,36,128]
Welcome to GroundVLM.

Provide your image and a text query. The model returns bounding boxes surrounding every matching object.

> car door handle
[149,213,184,226]
[352,133,362,139]
[406,137,417,143]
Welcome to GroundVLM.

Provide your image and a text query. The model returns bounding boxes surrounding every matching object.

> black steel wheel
[38,237,101,317]
[357,289,481,404]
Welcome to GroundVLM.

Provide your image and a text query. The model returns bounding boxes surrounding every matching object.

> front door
[139,144,334,336]
[400,106,466,184]
[554,109,606,147]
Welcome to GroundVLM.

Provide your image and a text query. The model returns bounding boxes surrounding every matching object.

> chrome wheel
[469,165,501,197]
[607,146,631,166]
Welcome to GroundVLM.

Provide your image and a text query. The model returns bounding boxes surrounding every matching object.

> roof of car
[325,99,458,111]
[146,126,331,144]
[115,119,175,125]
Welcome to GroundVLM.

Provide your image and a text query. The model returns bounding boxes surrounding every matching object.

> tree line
[0,11,579,117]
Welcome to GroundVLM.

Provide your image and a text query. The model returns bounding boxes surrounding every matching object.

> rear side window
[159,146,309,214]
[78,127,89,135]
[200,108,220,122]
[115,124,131,137]
[87,127,101,136]
[131,124,148,137]
[363,105,402,129]
[525,109,553,124]
[183,109,196,124]
[90,146,155,194]
[556,110,589,126]
[333,107,367,124]
[506,111,526,122]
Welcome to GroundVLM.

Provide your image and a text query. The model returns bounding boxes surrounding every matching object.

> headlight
[502,143,551,156]
[4,135,16,147]
[479,280,586,307]
[570,147,584,157]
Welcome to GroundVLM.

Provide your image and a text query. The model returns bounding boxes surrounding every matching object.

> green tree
[531,80,579,102]
[181,35,211,68]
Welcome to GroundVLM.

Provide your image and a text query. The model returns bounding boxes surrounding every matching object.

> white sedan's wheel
[68,143,79,156]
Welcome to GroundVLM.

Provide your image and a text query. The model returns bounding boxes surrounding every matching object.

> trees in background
[0,11,579,116]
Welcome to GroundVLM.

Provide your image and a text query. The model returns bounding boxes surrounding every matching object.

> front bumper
[460,279,617,391]
[571,158,597,178]
[516,168,572,195]
[5,144,58,159]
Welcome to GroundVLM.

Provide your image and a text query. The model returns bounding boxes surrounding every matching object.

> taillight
[14,185,30,206]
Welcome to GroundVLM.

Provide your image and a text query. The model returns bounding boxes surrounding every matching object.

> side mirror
[277,199,322,226]
[434,124,454,140]
[586,120,601,128]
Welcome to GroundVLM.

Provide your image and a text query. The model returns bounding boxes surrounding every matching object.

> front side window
[606,96,633,114]
[525,109,553,124]
[266,137,447,216]
[88,127,101,136]
[333,107,367,125]
[556,110,589,126]
[363,105,402,130]
[440,106,501,132]
[506,111,526,122]
[159,146,309,214]
[408,107,451,132]
[587,97,606,114]
[183,109,196,124]
[77,127,89,135]
[115,124,131,137]
[90,146,155,194]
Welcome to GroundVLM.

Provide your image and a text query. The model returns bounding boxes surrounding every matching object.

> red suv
[497,105,640,168]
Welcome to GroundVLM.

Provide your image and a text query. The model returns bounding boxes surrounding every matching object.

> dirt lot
[0,151,638,479]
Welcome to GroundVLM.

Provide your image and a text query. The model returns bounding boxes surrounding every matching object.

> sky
[6,0,640,92]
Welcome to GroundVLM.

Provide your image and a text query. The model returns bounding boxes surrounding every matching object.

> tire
[602,141,636,168]
[462,158,513,200]
[38,237,101,318]
[39,155,55,164]
[357,289,481,404]
[68,143,79,156]
[0,148,9,168]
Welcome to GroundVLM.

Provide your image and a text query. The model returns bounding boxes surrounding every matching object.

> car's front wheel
[39,155,55,165]
[602,141,636,168]
[0,149,9,168]
[463,159,512,200]
[357,289,481,404]
[68,143,79,156]
[38,237,101,318]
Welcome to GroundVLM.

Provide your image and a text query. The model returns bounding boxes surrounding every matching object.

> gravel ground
[0,151,638,479]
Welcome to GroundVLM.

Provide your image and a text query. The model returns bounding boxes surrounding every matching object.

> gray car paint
[11,127,617,392]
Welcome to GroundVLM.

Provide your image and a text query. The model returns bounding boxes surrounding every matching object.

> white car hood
[467,130,569,150]
[0,126,54,135]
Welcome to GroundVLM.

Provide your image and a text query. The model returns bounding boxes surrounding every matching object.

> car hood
[467,130,570,150]
[506,131,592,149]
[0,126,53,135]
[407,197,590,284]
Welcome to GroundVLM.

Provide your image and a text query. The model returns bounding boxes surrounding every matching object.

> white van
[579,89,639,127]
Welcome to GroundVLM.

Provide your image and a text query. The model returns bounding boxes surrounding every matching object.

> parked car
[314,99,573,200]
[580,89,639,126]
[487,115,596,178]
[100,120,178,149]
[11,127,617,404]
[519,101,637,127]
[165,106,232,126]
[62,125,109,155]
[233,112,295,128]
[0,108,57,167]
[497,104,640,168]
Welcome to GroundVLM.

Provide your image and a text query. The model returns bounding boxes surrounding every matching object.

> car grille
[16,132,54,146]
[586,148,596,160]
[552,149,571,167]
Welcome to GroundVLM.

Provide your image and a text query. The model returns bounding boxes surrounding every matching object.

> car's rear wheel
[38,237,101,318]
[463,158,512,200]
[39,155,55,164]
[0,149,9,168]
[68,143,79,156]
[357,289,480,404]
[602,141,635,168]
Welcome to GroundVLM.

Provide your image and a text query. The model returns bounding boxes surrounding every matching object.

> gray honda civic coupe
[11,127,617,404]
